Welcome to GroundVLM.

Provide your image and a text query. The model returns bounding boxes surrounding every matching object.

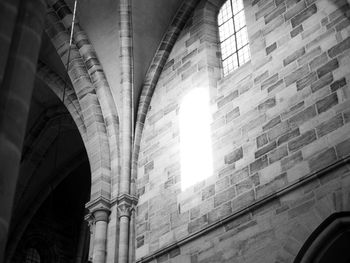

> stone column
[128,207,136,263]
[118,202,131,263]
[91,208,110,263]
[0,0,46,261]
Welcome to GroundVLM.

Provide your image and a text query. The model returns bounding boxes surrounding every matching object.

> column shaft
[118,216,130,263]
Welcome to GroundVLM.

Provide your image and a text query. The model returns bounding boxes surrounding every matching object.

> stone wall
[135,0,350,262]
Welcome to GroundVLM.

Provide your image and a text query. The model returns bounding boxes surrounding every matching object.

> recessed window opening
[179,88,213,190]
[218,0,250,76]
[25,248,40,263]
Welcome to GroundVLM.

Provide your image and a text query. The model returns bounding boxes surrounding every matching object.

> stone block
[226,107,240,122]
[254,70,269,84]
[291,4,317,28]
[316,114,343,137]
[309,147,337,172]
[288,129,317,152]
[145,160,154,174]
[182,49,198,64]
[268,121,290,140]
[288,200,315,218]
[335,138,350,157]
[230,167,249,184]
[215,176,230,193]
[218,163,235,178]
[224,147,243,164]
[268,79,284,93]
[330,77,346,92]
[188,214,208,233]
[263,115,281,131]
[309,52,328,71]
[283,47,306,66]
[284,64,309,87]
[310,72,333,93]
[316,92,338,114]
[297,46,322,66]
[214,186,236,207]
[250,155,269,174]
[268,145,288,164]
[335,19,350,32]
[265,5,286,24]
[277,128,300,145]
[284,0,307,20]
[282,101,305,120]
[256,172,288,199]
[224,213,252,231]
[258,97,277,111]
[281,151,303,171]
[316,59,339,78]
[291,24,303,38]
[296,72,317,90]
[231,190,255,212]
[288,105,317,128]
[255,141,277,158]
[217,90,239,108]
[261,73,279,90]
[266,42,277,55]
[255,1,275,20]
[257,133,269,148]
[328,36,350,58]
[208,201,232,224]
[202,184,215,200]
[169,247,181,258]
[325,16,345,30]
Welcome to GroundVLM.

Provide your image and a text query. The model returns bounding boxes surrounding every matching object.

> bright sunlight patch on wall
[179,88,213,190]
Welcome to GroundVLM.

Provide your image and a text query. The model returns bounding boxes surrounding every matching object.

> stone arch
[44,6,114,202]
[36,61,87,142]
[46,0,121,200]
[294,212,350,263]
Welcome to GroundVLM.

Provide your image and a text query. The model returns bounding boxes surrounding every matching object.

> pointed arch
[295,212,350,263]
[45,7,113,202]
[47,0,121,200]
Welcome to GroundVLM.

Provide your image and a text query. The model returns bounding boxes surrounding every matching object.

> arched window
[179,88,213,190]
[218,0,250,76]
[25,248,40,263]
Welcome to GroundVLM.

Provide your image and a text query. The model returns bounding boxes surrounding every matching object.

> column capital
[85,198,111,223]
[116,193,138,219]
[92,208,111,222]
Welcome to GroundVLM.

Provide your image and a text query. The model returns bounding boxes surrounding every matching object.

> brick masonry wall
[135,0,350,261]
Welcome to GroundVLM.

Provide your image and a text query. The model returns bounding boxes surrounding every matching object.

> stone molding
[116,193,138,219]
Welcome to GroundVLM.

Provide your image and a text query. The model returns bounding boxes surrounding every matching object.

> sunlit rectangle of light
[220,36,237,60]
[180,88,213,190]
[223,54,238,76]
[238,45,250,65]
[218,0,232,26]
[236,27,249,49]
[219,19,235,41]
[231,0,244,14]
[234,10,246,31]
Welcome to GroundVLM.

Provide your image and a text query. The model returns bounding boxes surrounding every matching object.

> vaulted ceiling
[62,0,183,112]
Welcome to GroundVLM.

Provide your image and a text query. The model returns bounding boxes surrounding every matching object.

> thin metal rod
[53,0,78,168]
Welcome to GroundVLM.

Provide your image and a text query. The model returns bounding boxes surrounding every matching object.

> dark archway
[295,212,350,263]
